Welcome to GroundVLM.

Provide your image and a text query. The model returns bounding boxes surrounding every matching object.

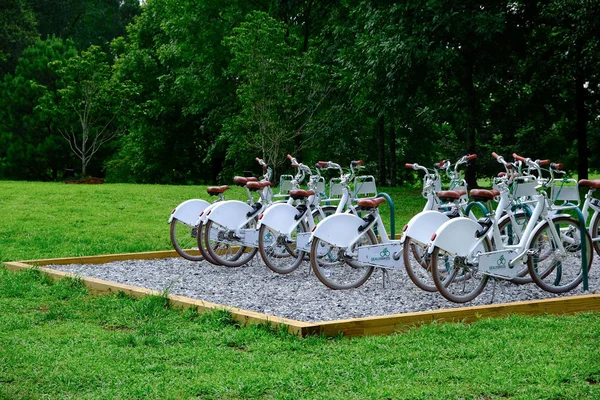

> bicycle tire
[170,218,204,262]
[259,221,307,274]
[203,219,258,267]
[527,216,592,293]
[430,237,492,303]
[403,238,436,292]
[196,220,220,265]
[310,230,376,290]
[590,212,600,257]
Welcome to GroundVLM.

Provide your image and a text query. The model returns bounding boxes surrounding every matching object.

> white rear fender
[206,200,255,230]
[259,203,303,235]
[430,217,482,257]
[312,213,367,248]
[199,202,220,224]
[403,210,449,245]
[168,199,210,225]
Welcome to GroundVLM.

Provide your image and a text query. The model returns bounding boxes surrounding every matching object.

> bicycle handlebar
[256,157,267,169]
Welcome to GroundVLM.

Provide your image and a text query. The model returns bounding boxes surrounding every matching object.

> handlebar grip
[537,159,550,166]
[512,153,526,162]
[352,160,363,166]
[287,154,293,160]
[551,163,564,169]
[291,163,299,168]
[317,161,328,167]
[466,154,477,161]
[405,163,414,169]
[492,152,500,159]
[255,157,261,162]
[436,160,446,168]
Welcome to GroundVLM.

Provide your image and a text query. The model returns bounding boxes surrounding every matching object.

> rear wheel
[527,216,592,293]
[403,238,436,292]
[259,221,307,274]
[196,220,220,265]
[430,237,492,303]
[310,230,376,290]
[170,219,204,261]
[204,219,258,267]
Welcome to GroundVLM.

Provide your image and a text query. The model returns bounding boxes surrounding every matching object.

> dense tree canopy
[1,0,598,183]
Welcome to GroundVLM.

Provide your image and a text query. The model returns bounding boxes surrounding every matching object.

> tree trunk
[377,115,386,185]
[463,49,478,189]
[389,121,397,186]
[575,39,588,180]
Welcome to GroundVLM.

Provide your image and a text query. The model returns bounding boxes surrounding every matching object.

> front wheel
[310,230,376,290]
[527,216,593,293]
[590,212,600,257]
[170,219,204,261]
[430,237,492,303]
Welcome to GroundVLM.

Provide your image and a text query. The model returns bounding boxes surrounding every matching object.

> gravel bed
[48,256,599,323]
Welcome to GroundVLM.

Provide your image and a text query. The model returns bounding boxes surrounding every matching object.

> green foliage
[38,45,127,177]
[223,11,331,178]
[3,0,600,184]
[0,0,38,76]
[0,37,77,180]
[27,0,141,50]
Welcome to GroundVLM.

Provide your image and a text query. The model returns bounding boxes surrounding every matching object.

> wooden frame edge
[3,260,312,337]
[4,252,600,338]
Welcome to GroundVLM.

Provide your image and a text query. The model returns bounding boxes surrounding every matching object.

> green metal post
[376,193,395,239]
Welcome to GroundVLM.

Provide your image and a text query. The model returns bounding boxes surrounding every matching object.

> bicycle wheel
[590,212,600,257]
[312,205,337,225]
[170,219,204,262]
[259,221,308,274]
[497,212,532,284]
[403,238,436,292]
[204,219,258,267]
[310,230,376,290]
[196,220,220,265]
[430,237,492,303]
[527,216,593,293]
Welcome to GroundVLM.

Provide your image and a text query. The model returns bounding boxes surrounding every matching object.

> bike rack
[464,201,489,216]
[375,193,395,239]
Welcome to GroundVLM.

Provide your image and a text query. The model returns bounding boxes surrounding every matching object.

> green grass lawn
[1,180,599,399]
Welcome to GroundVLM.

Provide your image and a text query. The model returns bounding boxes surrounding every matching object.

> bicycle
[428,154,593,302]
[168,185,229,261]
[196,157,276,267]
[402,154,477,291]
[257,155,337,274]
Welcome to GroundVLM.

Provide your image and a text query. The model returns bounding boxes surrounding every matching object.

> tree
[27,0,141,50]
[224,11,330,178]
[0,37,77,180]
[40,45,125,177]
[0,0,38,76]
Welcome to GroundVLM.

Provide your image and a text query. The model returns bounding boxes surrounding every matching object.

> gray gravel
[48,256,599,323]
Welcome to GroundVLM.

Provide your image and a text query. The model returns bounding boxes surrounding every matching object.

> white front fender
[206,200,255,230]
[403,210,450,245]
[311,213,366,248]
[168,199,210,225]
[258,203,302,235]
[430,217,482,257]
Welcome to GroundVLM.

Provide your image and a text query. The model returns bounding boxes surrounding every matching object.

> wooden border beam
[4,252,600,338]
